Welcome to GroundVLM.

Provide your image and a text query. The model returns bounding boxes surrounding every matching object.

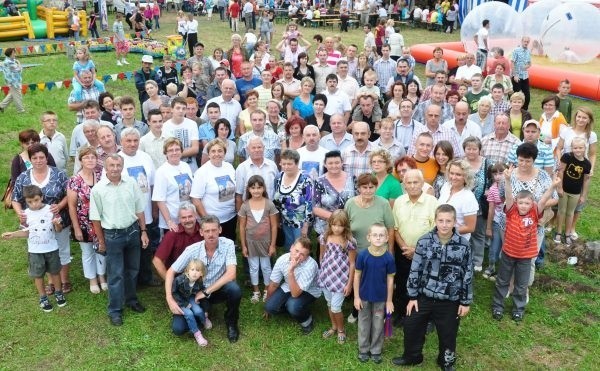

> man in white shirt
[118,127,160,287]
[39,111,69,172]
[277,62,302,99]
[323,74,352,123]
[313,49,336,94]
[443,101,482,144]
[139,108,168,169]
[474,19,490,70]
[200,79,242,137]
[297,125,328,180]
[363,24,375,51]
[455,53,482,86]
[277,37,311,68]
[164,97,201,171]
[336,60,359,107]
[320,113,355,152]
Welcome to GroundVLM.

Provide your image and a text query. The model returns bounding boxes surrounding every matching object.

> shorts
[28,251,61,278]
[115,40,130,54]
[322,288,345,313]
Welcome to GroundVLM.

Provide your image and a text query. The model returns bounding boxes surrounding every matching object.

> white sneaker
[347,313,357,323]
[204,317,213,330]
[571,231,579,241]
[250,291,261,304]
[474,265,483,272]
[122,59,130,65]
[116,60,122,66]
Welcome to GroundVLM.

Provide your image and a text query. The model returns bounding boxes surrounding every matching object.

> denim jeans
[264,287,316,324]
[104,223,141,316]
[182,297,205,334]
[138,221,160,285]
[171,281,241,335]
[282,224,301,252]
[488,221,504,268]
[470,214,488,268]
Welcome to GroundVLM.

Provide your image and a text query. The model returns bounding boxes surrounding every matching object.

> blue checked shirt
[237,130,281,161]
[373,58,396,90]
[2,57,22,88]
[511,46,531,80]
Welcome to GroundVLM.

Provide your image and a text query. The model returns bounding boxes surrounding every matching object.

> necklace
[358,196,373,208]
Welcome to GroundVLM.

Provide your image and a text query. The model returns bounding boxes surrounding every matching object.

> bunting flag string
[0,69,144,96]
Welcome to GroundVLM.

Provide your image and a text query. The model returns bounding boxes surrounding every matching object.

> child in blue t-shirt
[353,223,395,364]
[72,46,104,99]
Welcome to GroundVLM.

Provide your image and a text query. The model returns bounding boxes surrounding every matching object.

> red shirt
[154,222,203,268]
[229,3,240,18]
[503,204,539,259]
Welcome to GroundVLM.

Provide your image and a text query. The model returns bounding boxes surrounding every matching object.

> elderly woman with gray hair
[437,159,479,242]
[469,95,495,137]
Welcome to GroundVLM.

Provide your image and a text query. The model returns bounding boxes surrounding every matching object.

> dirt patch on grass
[524,345,567,369]
[544,239,600,276]
[535,275,598,294]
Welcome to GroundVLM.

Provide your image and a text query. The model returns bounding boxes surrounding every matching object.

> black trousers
[512,77,531,111]
[393,252,412,316]
[402,296,460,368]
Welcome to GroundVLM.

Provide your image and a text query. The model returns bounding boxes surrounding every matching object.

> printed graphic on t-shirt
[127,166,149,193]
[28,212,55,247]
[301,161,320,180]
[215,175,235,202]
[172,128,190,148]
[175,173,192,201]
[566,163,583,180]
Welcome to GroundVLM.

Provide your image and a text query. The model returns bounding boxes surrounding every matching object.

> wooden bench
[394,20,408,31]
[324,19,342,29]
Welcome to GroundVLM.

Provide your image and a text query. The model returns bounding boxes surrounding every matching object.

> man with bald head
[342,121,374,178]
[297,125,328,180]
[392,169,438,325]
[320,113,354,152]
[443,101,482,144]
[200,79,242,137]
[481,112,521,165]
[408,105,463,157]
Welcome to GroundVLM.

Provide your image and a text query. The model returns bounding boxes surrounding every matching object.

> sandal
[337,331,346,344]
[322,328,336,339]
[61,282,72,294]
[45,283,55,296]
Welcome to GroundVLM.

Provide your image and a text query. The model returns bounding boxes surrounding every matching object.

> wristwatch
[202,290,211,298]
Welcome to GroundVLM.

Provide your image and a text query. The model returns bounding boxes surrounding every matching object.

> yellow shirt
[393,192,438,247]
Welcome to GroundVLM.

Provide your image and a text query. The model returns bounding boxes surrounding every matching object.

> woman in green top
[369,148,403,207]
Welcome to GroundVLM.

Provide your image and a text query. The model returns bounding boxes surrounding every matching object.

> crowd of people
[2,4,597,370]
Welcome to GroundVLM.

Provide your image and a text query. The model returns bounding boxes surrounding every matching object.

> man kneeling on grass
[165,215,242,343]
[392,204,473,371]
[264,237,322,335]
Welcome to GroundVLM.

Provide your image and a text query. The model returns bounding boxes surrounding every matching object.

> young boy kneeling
[491,165,560,322]
[393,204,473,371]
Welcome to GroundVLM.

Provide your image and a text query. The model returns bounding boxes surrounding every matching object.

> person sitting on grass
[354,223,395,364]
[172,259,210,347]
[2,185,67,313]
[491,165,560,323]
[392,204,473,370]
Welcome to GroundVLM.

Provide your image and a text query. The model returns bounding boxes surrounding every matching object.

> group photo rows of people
[1,0,597,369]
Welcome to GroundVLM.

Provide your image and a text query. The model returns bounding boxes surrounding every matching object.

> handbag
[3,180,14,210]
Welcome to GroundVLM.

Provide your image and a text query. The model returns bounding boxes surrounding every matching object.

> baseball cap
[220,59,230,68]
[522,119,540,129]
[141,55,154,64]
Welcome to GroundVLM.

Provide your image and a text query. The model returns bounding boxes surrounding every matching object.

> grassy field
[0,11,598,370]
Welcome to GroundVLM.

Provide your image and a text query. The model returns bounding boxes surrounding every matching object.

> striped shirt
[503,204,539,259]
[270,253,322,298]
[373,58,396,90]
[407,124,464,158]
[506,140,554,170]
[342,142,375,178]
[481,132,521,165]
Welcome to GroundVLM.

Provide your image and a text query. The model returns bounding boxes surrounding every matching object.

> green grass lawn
[0,12,598,370]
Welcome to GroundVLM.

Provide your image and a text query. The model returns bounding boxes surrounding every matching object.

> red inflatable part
[411,42,600,101]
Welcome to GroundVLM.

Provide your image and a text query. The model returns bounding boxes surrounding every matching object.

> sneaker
[554,233,563,244]
[194,331,208,347]
[474,265,483,273]
[565,235,573,246]
[116,60,123,66]
[371,354,383,364]
[358,353,370,363]
[100,282,108,291]
[512,312,523,322]
[301,317,314,335]
[250,291,261,304]
[347,313,357,323]
[482,267,495,280]
[55,291,67,307]
[122,59,130,65]
[487,271,497,282]
[262,289,268,302]
[204,317,213,330]
[492,310,503,320]
[39,296,53,312]
[571,231,579,241]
